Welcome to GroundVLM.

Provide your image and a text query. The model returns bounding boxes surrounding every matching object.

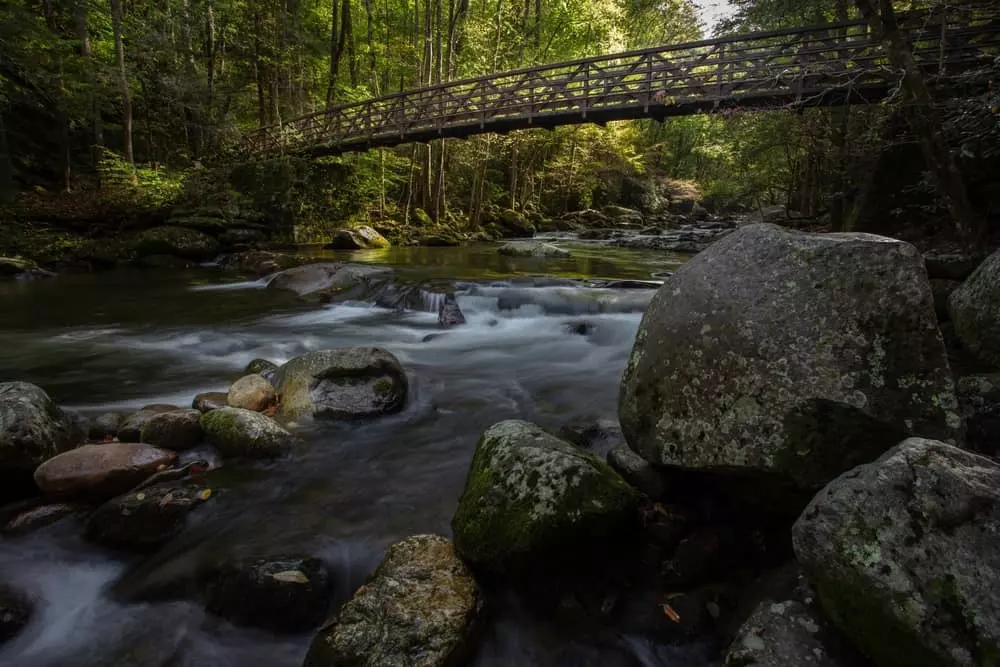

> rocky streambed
[1,225,999,667]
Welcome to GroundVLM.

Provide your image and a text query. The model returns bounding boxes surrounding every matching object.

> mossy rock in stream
[199,407,292,458]
[452,420,640,576]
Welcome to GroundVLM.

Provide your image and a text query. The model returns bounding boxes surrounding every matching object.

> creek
[0,242,712,667]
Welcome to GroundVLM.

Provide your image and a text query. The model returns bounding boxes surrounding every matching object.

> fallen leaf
[270,570,309,584]
[660,603,682,623]
[198,488,212,501]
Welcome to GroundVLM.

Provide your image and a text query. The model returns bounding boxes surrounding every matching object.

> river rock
[192,392,229,413]
[956,374,1000,456]
[0,382,82,495]
[0,584,32,645]
[949,248,1000,368]
[274,348,408,421]
[792,438,1000,667]
[140,409,202,450]
[86,483,211,550]
[33,443,176,501]
[244,359,279,383]
[118,404,183,442]
[199,556,332,632]
[130,226,220,261]
[2,502,79,536]
[498,241,569,258]
[619,224,961,501]
[601,205,644,226]
[0,256,55,280]
[304,535,482,667]
[724,598,848,667]
[452,420,640,575]
[607,444,667,499]
[267,262,394,300]
[227,374,277,412]
[438,293,466,328]
[329,226,390,250]
[89,411,125,441]
[199,407,292,458]
[925,251,986,281]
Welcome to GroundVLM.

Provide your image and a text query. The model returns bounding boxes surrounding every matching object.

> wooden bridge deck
[245,10,999,159]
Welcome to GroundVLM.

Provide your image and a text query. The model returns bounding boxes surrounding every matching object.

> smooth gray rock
[274,348,407,421]
[620,224,961,497]
[140,409,203,451]
[0,382,82,484]
[949,248,1000,368]
[304,535,482,667]
[199,407,293,458]
[497,241,570,258]
[266,262,393,299]
[452,420,639,574]
[792,438,1000,667]
[118,404,182,442]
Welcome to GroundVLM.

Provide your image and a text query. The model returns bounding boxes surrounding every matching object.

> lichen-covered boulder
[329,226,390,250]
[497,241,569,258]
[620,224,961,497]
[724,599,848,667]
[199,556,332,633]
[130,226,220,261]
[792,438,1000,667]
[304,535,482,667]
[949,248,1000,368]
[267,262,394,300]
[451,420,640,574]
[199,407,292,458]
[274,348,407,421]
[227,374,277,412]
[244,359,279,384]
[118,404,183,442]
[140,409,202,450]
[86,483,211,550]
[33,443,176,501]
[0,382,82,493]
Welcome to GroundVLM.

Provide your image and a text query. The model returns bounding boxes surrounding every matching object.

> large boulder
[451,420,640,575]
[140,409,202,451]
[118,404,183,442]
[497,241,569,258]
[329,226,390,250]
[199,556,332,633]
[227,374,277,412]
[949,248,1000,368]
[199,407,293,458]
[620,224,961,499]
[273,348,408,421]
[725,599,849,667]
[130,226,220,261]
[792,438,1000,667]
[33,443,176,501]
[86,482,210,550]
[0,382,82,495]
[266,262,394,300]
[304,535,482,667]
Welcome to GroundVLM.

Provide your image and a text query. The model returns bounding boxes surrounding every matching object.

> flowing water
[0,243,711,667]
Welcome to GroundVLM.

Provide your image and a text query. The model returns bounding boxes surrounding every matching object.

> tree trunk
[110,0,134,165]
[831,0,851,230]
[254,11,267,126]
[327,0,340,107]
[363,0,378,90]
[180,0,202,160]
[206,1,216,151]
[76,0,104,171]
[853,0,980,239]
[341,0,358,87]
[43,0,71,191]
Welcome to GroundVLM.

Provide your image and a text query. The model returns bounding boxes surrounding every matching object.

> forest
[1,0,997,255]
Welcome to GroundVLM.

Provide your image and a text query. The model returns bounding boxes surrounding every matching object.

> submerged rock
[140,409,203,451]
[192,392,229,413]
[304,535,482,667]
[199,407,292,458]
[329,226,390,250]
[2,502,79,536]
[267,262,394,300]
[0,382,83,497]
[274,348,408,421]
[792,438,1000,667]
[244,359,279,384]
[33,443,176,501]
[130,226,220,261]
[87,482,211,550]
[199,556,332,632]
[949,248,1000,368]
[620,224,960,501]
[118,404,183,442]
[438,293,466,328]
[0,584,32,645]
[452,420,640,575]
[497,241,569,258]
[227,374,277,412]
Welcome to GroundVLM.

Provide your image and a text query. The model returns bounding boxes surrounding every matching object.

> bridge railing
[245,8,999,158]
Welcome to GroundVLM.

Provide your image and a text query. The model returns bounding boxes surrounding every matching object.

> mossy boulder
[273,348,407,421]
[304,535,482,667]
[199,407,292,458]
[497,241,569,258]
[949,248,1000,368]
[620,224,961,503]
[495,209,536,238]
[329,225,390,250]
[0,256,54,279]
[792,438,1000,667]
[130,226,220,261]
[452,420,640,575]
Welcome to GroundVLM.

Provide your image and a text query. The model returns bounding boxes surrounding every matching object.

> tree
[110,0,133,165]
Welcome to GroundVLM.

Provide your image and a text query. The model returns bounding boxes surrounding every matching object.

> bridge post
[582,62,589,120]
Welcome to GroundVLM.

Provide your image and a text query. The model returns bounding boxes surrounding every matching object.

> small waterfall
[419,290,447,313]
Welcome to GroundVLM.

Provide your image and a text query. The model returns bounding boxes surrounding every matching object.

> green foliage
[97,149,185,210]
